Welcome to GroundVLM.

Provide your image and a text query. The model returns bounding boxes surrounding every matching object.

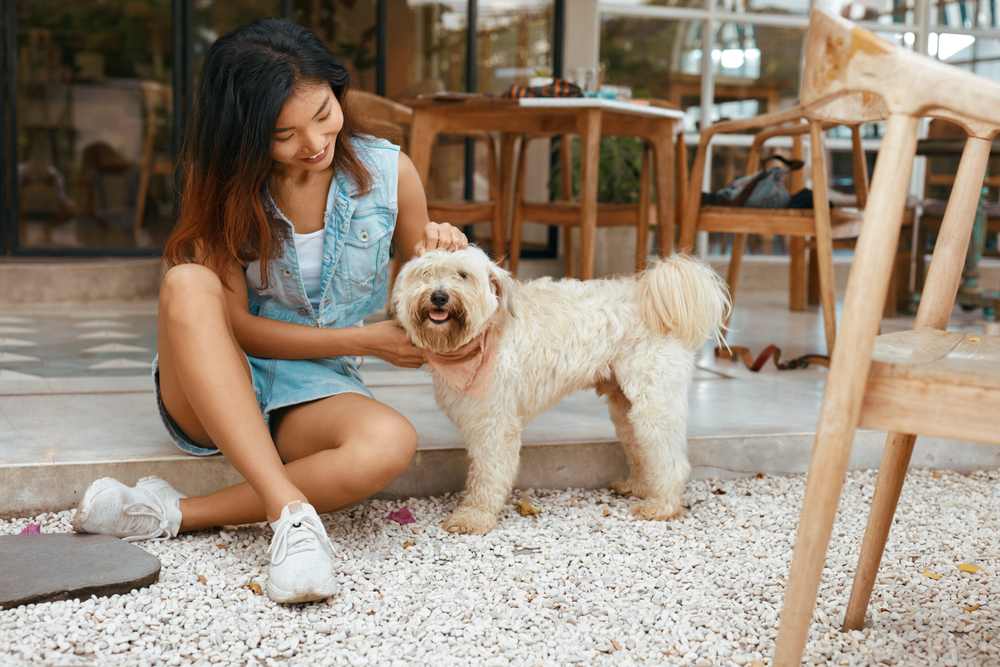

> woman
[71,18,467,604]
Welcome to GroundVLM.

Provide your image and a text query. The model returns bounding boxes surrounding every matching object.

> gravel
[1,469,998,666]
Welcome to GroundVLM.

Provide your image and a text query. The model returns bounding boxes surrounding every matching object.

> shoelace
[269,514,333,567]
[120,491,172,543]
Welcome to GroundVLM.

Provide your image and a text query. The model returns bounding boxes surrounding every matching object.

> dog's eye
[458,271,468,280]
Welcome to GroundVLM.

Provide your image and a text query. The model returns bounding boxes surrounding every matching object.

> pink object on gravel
[387,508,415,525]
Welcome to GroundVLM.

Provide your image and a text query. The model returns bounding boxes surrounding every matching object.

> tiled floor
[0,304,157,380]
[3,284,1000,514]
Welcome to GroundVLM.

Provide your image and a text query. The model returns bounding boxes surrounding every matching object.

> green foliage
[549,136,646,204]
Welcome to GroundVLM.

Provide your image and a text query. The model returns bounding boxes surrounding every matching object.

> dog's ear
[489,263,516,318]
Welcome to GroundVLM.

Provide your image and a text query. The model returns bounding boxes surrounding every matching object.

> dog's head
[390,246,515,354]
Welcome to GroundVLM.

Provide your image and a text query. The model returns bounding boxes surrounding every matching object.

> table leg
[578,110,602,280]
[652,121,676,258]
[499,132,519,265]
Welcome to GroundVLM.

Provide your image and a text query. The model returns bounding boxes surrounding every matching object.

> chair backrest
[801,9,1000,335]
[346,90,413,150]
[801,9,1000,135]
[923,119,1000,203]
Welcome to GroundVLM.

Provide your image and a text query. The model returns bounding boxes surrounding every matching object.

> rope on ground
[714,344,830,371]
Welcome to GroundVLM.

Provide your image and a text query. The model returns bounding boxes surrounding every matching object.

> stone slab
[0,259,162,305]
[0,534,160,609]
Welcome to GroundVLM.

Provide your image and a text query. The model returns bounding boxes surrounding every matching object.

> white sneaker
[72,476,184,542]
[266,501,339,604]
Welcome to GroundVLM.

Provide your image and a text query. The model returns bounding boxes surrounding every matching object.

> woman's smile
[301,143,330,164]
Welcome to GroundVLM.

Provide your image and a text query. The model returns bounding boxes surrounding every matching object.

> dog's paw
[609,478,643,497]
[442,506,498,535]
[630,498,684,521]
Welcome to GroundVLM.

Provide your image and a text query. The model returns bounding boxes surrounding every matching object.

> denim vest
[245,135,399,328]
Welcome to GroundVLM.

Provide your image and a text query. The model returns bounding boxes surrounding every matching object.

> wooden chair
[914,118,1000,290]
[507,125,687,278]
[773,10,1000,665]
[347,91,505,288]
[679,95,908,354]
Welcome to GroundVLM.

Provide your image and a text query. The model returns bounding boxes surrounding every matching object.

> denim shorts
[152,353,373,457]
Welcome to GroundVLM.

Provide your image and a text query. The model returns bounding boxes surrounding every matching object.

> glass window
[384,1,468,203]
[15,0,174,250]
[711,23,803,123]
[931,33,1000,80]
[600,0,706,8]
[932,0,1000,30]
[717,0,810,16]
[192,2,284,90]
[473,1,554,251]
[600,16,705,131]
[477,0,553,95]
[838,1,918,26]
[289,0,378,92]
[386,0,467,99]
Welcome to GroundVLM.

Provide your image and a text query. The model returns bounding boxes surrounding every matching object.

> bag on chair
[702,155,805,208]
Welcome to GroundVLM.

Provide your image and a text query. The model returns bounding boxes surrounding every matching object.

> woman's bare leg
[157,264,305,520]
[177,393,417,531]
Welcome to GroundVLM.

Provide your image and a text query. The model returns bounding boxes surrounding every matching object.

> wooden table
[405,97,685,279]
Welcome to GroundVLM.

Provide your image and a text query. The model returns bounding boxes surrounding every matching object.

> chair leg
[508,136,530,278]
[807,244,821,306]
[842,140,998,631]
[774,113,919,667]
[789,236,808,311]
[725,233,746,331]
[914,218,929,295]
[578,110,602,280]
[635,143,653,272]
[498,132,519,264]
[651,125,676,259]
[809,122,838,355]
[917,136,993,328]
[564,228,575,278]
[484,134,505,262]
[843,431,916,631]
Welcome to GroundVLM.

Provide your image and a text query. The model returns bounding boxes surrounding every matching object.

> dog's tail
[638,254,731,351]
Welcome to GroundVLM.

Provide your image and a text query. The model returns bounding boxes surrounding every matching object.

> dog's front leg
[442,417,522,535]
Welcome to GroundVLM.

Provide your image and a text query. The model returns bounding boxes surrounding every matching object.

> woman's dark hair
[164,18,373,288]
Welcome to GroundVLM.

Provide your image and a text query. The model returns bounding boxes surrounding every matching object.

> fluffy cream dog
[391,246,729,535]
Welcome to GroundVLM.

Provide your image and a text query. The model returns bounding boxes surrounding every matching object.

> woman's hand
[414,221,468,255]
[361,320,426,368]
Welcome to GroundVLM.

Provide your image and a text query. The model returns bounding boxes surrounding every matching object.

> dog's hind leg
[613,353,693,521]
[442,416,523,535]
[600,382,644,498]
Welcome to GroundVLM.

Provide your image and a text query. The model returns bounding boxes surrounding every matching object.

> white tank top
[293,228,325,310]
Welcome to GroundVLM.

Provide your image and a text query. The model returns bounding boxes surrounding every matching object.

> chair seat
[699,205,864,238]
[426,200,498,225]
[699,205,914,239]
[519,201,657,227]
[859,328,1000,444]
[919,197,1000,223]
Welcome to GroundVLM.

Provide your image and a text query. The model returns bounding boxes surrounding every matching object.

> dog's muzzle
[427,289,452,325]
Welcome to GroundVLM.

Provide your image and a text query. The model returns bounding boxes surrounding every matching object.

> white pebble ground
[2,469,998,666]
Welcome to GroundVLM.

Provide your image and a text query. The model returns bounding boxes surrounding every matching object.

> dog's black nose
[430,289,449,307]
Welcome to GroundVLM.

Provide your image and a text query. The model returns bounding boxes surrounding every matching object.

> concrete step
[3,253,997,304]
[4,357,1000,517]
[0,258,161,305]
[4,277,1000,518]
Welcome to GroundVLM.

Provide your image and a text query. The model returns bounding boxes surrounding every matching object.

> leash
[714,344,830,371]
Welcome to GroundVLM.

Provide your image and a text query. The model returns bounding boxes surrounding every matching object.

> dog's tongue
[429,309,449,322]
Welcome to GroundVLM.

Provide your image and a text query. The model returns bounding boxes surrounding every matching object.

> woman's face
[270,82,343,172]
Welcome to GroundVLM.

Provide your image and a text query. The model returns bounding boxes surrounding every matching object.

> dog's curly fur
[391,247,730,534]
